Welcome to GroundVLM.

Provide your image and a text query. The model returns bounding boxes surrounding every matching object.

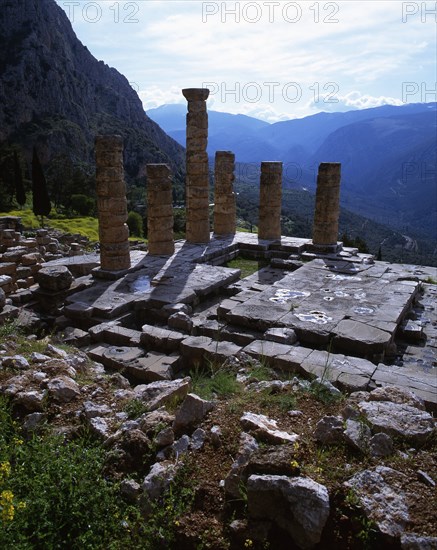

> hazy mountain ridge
[0,0,185,180]
[149,103,437,243]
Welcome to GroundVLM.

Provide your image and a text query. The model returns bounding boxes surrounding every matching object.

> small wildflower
[290,460,299,469]
[1,490,15,523]
[244,539,253,548]
[174,520,180,527]
[13,437,23,446]
[17,501,26,510]
[0,461,11,481]
[293,441,299,452]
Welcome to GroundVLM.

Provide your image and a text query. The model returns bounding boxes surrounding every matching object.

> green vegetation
[31,147,51,225]
[127,210,144,238]
[0,394,195,550]
[0,209,99,242]
[225,257,269,279]
[190,362,242,400]
[123,398,149,419]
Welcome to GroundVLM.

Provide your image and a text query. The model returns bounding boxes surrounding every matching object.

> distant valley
[148,103,437,252]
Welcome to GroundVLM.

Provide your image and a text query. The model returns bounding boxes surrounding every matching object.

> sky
[56,0,437,122]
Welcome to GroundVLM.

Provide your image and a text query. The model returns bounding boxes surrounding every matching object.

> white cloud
[139,86,185,111]
[56,0,437,119]
[308,91,405,113]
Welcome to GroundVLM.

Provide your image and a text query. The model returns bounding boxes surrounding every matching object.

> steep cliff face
[0,0,185,180]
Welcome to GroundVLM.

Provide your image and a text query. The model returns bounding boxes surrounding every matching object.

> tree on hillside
[14,151,26,208]
[32,147,51,226]
[0,145,18,209]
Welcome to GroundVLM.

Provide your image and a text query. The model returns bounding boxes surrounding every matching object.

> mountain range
[148,103,437,241]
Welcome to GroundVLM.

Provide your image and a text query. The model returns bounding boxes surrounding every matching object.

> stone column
[312,162,341,250]
[258,161,283,240]
[182,88,210,243]
[214,151,236,236]
[95,135,131,271]
[146,164,175,256]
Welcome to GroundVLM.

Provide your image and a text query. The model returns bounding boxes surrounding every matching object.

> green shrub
[71,194,96,216]
[127,210,144,238]
[190,362,241,399]
[0,397,140,549]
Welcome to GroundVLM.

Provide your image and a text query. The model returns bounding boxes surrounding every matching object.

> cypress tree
[32,147,51,226]
[14,151,26,207]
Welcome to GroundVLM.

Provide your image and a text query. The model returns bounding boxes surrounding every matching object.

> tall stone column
[182,88,210,244]
[258,161,283,240]
[146,164,175,256]
[312,162,341,250]
[95,135,131,271]
[214,151,236,236]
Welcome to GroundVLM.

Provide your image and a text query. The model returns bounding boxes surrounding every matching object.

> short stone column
[182,88,210,244]
[312,162,341,250]
[95,135,131,271]
[258,161,283,240]
[214,151,236,236]
[146,164,175,256]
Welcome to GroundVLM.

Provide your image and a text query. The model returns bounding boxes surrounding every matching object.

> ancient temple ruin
[146,164,175,256]
[182,88,211,244]
[95,135,131,272]
[213,151,236,236]
[311,162,342,251]
[258,161,283,240]
[0,87,435,413]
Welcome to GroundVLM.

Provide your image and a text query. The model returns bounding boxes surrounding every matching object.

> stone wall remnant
[146,164,175,256]
[312,162,341,251]
[258,161,283,240]
[182,88,210,244]
[95,135,131,271]
[214,151,236,236]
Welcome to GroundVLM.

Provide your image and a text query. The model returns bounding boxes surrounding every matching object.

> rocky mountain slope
[0,0,184,181]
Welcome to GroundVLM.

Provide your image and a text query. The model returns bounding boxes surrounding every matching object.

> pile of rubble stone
[0,220,89,322]
[0,338,435,549]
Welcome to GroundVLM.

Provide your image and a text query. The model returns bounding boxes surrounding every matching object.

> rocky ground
[0,327,435,550]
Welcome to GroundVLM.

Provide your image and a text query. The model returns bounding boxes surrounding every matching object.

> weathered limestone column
[312,162,341,250]
[95,135,131,271]
[182,88,210,243]
[214,151,236,236]
[146,164,175,256]
[258,161,283,240]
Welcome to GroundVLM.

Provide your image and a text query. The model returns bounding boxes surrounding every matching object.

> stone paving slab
[300,350,377,391]
[243,341,312,374]
[242,341,377,391]
[371,364,437,410]
[44,253,101,277]
[99,345,145,370]
[124,353,181,382]
[140,324,185,353]
[226,261,419,358]
[88,323,142,346]
[180,336,242,365]
[66,258,240,320]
